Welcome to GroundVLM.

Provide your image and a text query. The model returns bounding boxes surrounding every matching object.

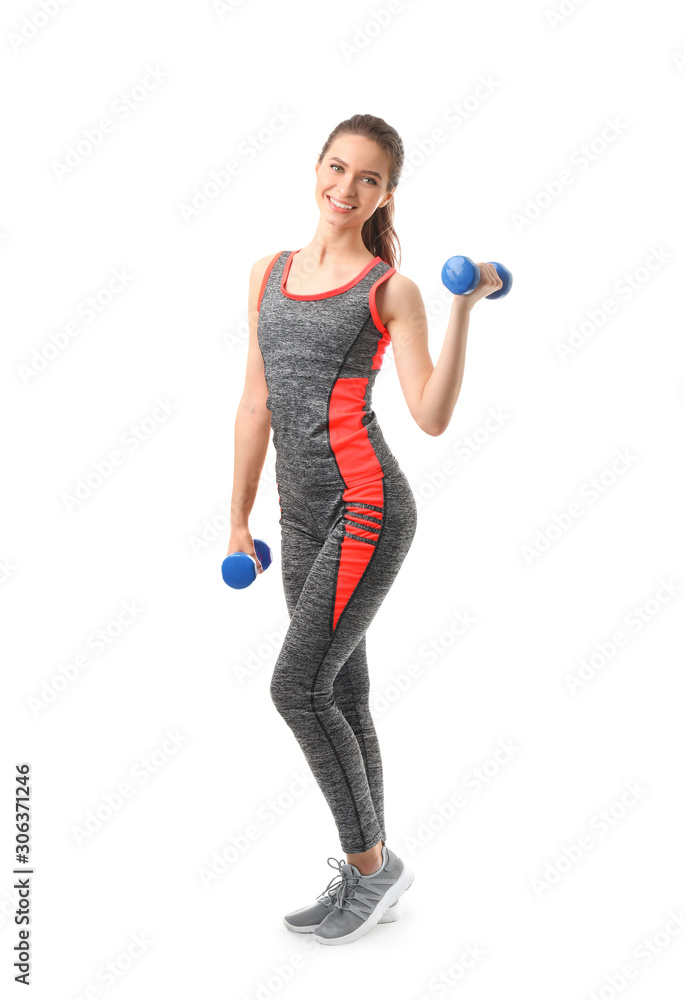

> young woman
[228,114,501,946]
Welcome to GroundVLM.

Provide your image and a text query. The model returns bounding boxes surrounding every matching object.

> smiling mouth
[327,195,355,210]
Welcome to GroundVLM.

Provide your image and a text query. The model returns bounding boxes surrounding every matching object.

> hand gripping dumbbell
[441,256,512,299]
[221,538,273,590]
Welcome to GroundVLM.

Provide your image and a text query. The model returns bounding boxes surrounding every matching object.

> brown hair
[317,114,404,271]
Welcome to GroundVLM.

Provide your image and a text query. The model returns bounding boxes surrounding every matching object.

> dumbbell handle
[441,256,512,299]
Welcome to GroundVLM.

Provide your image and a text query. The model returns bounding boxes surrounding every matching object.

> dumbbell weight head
[442,255,512,299]
[221,538,273,589]
[253,538,272,572]
[442,255,479,295]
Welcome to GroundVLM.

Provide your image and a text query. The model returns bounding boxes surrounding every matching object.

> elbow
[415,402,444,437]
[417,390,450,437]
[240,393,270,420]
[421,418,446,437]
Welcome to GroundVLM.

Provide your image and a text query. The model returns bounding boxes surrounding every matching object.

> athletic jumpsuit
[257,248,417,854]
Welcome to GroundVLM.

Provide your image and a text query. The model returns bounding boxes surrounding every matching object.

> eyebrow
[328,156,383,179]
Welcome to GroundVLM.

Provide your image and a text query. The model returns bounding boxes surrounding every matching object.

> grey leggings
[269,462,417,854]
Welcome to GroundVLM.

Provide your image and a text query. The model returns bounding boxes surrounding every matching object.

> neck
[299,223,373,265]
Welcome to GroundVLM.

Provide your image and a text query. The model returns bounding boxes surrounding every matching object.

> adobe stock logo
[51,67,168,179]
[530,781,646,897]
[404,739,522,854]
[521,449,637,565]
[17,268,134,384]
[8,0,74,52]
[510,117,628,233]
[586,909,684,999]
[177,108,296,222]
[555,246,672,362]
[564,577,682,694]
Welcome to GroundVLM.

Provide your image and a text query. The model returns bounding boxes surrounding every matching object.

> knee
[269,666,288,714]
[269,664,306,717]
[270,666,330,718]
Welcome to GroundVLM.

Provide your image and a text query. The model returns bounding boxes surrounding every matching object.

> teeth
[329,196,353,210]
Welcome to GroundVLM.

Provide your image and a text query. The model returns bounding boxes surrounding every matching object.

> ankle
[357,857,382,875]
[354,847,385,875]
[345,838,385,874]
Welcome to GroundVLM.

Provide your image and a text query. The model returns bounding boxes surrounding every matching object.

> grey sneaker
[313,843,414,945]
[283,855,401,933]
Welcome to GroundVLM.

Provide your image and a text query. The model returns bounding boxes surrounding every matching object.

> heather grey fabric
[270,469,417,852]
[258,250,417,855]
[257,250,399,488]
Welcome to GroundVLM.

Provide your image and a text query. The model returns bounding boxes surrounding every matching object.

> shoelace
[317,856,360,910]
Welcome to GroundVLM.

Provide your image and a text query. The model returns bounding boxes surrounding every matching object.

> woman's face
[315,134,393,229]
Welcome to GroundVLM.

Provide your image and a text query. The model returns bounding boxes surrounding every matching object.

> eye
[330,164,378,185]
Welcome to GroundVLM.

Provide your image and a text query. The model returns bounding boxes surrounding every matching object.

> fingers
[477,262,503,291]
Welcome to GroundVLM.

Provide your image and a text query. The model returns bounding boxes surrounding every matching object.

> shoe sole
[284,901,401,934]
[313,864,414,945]
[283,918,322,933]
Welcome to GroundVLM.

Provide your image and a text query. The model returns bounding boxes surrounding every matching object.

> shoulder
[373,268,422,327]
[251,251,286,312]
[250,251,284,285]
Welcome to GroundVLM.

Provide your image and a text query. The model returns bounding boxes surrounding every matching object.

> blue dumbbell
[441,256,512,299]
[221,538,273,590]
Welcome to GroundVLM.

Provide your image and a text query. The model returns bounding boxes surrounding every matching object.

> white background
[2,0,683,996]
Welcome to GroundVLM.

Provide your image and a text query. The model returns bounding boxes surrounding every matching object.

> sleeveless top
[257,249,401,490]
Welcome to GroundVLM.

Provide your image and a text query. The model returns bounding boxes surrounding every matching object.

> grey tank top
[257,249,401,489]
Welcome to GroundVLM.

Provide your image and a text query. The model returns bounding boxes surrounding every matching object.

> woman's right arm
[226,254,276,571]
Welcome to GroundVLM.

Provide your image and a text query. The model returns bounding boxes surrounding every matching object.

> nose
[332,179,355,197]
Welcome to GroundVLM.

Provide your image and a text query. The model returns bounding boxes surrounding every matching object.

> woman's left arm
[383,265,502,436]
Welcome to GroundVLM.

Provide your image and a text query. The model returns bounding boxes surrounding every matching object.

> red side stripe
[344,526,380,541]
[332,478,384,630]
[329,378,383,487]
[329,382,386,629]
